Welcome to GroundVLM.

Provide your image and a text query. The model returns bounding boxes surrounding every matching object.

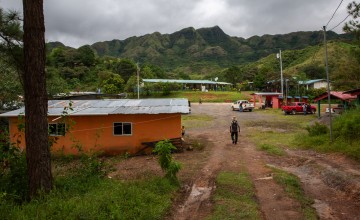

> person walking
[302,103,307,115]
[239,102,243,112]
[230,116,240,144]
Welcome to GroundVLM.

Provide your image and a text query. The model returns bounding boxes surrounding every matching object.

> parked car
[231,100,255,112]
[325,104,344,114]
[282,102,316,115]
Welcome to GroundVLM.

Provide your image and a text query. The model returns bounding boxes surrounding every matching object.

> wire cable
[326,0,344,27]
[328,13,351,31]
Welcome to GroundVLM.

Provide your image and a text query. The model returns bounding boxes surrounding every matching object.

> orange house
[0,99,190,155]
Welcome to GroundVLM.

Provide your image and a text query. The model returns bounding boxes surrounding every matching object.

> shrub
[0,130,28,203]
[153,140,181,184]
[305,122,328,136]
[333,108,360,142]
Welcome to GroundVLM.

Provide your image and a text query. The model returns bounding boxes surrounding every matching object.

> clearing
[111,103,360,220]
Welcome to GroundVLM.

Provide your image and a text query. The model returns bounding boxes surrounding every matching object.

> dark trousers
[231,132,238,144]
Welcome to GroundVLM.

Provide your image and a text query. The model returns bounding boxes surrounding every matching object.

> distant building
[299,79,330,90]
[142,79,232,91]
[0,99,189,155]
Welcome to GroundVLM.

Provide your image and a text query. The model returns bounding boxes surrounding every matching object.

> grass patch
[270,167,317,220]
[257,144,286,156]
[209,172,261,220]
[245,120,298,131]
[182,114,214,128]
[0,159,178,220]
[245,111,316,149]
[149,91,253,103]
[293,108,360,161]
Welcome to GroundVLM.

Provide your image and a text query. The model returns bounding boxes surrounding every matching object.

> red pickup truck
[282,102,316,115]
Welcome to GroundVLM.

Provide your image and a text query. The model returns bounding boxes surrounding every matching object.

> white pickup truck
[231,100,255,112]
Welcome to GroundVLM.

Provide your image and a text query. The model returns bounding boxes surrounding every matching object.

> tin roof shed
[0,98,190,117]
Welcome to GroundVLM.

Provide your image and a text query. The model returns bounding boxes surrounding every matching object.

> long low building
[143,79,232,91]
[0,99,189,155]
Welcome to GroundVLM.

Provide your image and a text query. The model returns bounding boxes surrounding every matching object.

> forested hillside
[89,26,351,73]
[2,26,360,110]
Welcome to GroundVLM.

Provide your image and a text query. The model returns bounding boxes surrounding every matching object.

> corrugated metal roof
[313,91,357,102]
[143,79,232,85]
[0,99,190,117]
[298,79,327,85]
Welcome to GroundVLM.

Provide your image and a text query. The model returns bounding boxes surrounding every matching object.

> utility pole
[323,26,333,142]
[137,63,140,99]
[277,50,284,97]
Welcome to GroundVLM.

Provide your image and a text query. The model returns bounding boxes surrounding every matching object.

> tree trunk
[23,0,52,198]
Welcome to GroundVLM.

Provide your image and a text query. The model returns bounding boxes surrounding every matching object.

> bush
[0,130,28,203]
[153,140,181,184]
[333,108,360,142]
[305,122,328,136]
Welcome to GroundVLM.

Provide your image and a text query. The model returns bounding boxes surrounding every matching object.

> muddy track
[112,103,360,219]
[171,103,360,220]
[271,150,360,219]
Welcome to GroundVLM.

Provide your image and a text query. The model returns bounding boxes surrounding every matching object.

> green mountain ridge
[48,26,351,74]
[44,26,360,92]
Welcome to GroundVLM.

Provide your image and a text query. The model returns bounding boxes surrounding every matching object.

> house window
[113,122,132,136]
[49,123,66,136]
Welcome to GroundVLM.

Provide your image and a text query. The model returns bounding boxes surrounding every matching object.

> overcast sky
[1,0,354,48]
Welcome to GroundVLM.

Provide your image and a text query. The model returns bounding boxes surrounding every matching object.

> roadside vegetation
[295,108,360,160]
[0,138,179,219]
[209,172,261,220]
[270,167,317,220]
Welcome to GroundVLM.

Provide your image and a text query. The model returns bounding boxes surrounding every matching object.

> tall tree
[0,8,23,109]
[23,0,52,198]
[343,2,360,39]
[223,65,242,85]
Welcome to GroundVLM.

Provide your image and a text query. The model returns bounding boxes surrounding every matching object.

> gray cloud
[1,0,353,48]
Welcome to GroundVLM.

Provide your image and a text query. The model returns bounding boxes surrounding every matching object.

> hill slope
[89,26,351,73]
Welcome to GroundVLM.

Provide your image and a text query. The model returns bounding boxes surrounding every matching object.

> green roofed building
[142,79,232,91]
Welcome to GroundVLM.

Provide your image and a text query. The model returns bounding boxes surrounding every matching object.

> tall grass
[0,157,178,220]
[209,172,261,220]
[295,108,360,160]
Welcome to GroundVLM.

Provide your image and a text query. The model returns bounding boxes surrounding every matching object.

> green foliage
[333,108,360,142]
[271,167,317,219]
[343,1,360,39]
[112,59,137,82]
[153,140,181,183]
[102,74,125,94]
[77,45,95,67]
[305,122,329,136]
[210,172,261,220]
[0,8,23,72]
[1,160,177,220]
[124,75,141,94]
[0,62,22,110]
[223,65,242,85]
[294,109,360,160]
[0,130,28,203]
[257,143,286,156]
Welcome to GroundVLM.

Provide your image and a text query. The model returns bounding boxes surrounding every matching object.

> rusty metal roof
[313,91,357,102]
[0,99,190,117]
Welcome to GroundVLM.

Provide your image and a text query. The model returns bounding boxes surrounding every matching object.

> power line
[326,0,344,27]
[328,13,351,31]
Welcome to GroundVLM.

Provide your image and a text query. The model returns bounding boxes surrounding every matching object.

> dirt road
[114,103,360,219]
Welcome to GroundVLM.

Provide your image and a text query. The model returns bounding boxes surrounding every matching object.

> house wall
[8,113,181,155]
[313,81,329,89]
